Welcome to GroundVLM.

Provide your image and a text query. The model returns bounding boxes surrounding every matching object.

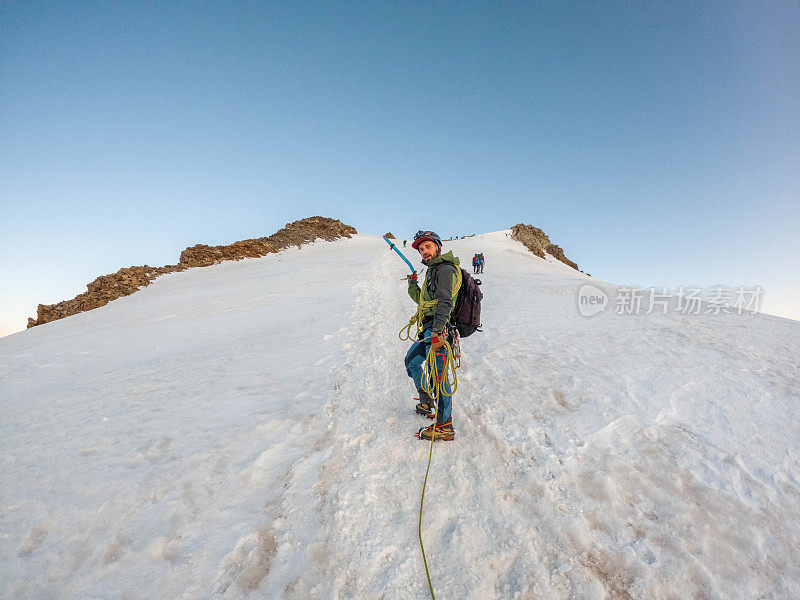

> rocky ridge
[28,217,356,328]
[510,223,580,271]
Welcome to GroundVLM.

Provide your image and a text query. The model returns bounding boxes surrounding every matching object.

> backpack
[452,268,483,336]
[426,264,483,337]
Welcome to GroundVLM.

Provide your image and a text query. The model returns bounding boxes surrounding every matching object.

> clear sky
[2,2,798,336]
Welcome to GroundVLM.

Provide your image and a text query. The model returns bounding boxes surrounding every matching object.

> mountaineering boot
[414,389,435,418]
[416,420,455,441]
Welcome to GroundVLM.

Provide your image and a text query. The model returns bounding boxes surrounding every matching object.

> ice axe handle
[383,236,416,273]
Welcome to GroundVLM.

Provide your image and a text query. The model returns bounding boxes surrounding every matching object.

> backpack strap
[400,261,462,341]
[425,263,461,301]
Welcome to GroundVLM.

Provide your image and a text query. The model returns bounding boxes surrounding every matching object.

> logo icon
[578,284,608,317]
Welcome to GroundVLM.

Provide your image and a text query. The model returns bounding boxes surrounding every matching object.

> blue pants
[404,328,453,424]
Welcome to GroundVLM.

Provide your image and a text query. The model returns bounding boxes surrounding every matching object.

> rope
[419,400,437,599]
[417,335,458,600]
[402,262,462,599]
[400,266,462,342]
[400,298,439,342]
[420,337,458,401]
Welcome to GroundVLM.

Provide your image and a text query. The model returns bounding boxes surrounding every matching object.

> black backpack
[452,268,483,337]
[426,264,483,337]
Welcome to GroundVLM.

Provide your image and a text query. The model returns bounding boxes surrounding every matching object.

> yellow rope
[420,338,458,401]
[417,336,458,600]
[419,399,437,600]
[400,267,462,342]
[399,298,438,342]
[403,263,462,600]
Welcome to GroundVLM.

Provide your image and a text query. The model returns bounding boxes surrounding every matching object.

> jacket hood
[423,250,460,268]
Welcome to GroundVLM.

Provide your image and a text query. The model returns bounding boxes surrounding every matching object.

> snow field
[2,231,799,599]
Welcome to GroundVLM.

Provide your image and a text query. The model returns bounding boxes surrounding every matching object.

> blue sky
[2,2,798,336]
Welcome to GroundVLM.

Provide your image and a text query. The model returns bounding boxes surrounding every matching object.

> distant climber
[478,253,485,273]
[472,254,479,274]
[404,230,460,441]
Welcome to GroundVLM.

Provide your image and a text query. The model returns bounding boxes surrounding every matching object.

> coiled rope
[400,264,462,600]
[399,298,439,342]
[399,267,462,343]
[417,334,458,600]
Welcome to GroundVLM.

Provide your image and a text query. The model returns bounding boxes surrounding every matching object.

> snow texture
[2,231,799,599]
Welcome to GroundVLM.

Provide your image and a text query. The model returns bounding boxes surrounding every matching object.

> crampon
[414,420,455,441]
[414,397,435,419]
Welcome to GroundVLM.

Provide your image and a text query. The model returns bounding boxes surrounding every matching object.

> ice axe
[383,236,417,276]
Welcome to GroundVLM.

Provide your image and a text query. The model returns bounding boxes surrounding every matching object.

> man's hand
[430,331,446,351]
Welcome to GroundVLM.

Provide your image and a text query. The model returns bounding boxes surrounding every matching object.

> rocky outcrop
[179,239,276,268]
[545,243,579,270]
[177,217,356,268]
[510,224,579,271]
[28,217,357,328]
[510,224,550,259]
[383,232,395,239]
[27,264,185,329]
[265,217,356,250]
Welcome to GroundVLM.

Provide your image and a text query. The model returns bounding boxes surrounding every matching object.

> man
[404,230,461,441]
[478,253,485,273]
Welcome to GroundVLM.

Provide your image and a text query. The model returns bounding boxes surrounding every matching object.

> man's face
[417,240,439,262]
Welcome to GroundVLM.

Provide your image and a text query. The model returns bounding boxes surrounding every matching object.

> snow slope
[2,231,799,599]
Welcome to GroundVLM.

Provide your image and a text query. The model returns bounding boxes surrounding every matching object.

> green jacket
[408,250,461,332]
